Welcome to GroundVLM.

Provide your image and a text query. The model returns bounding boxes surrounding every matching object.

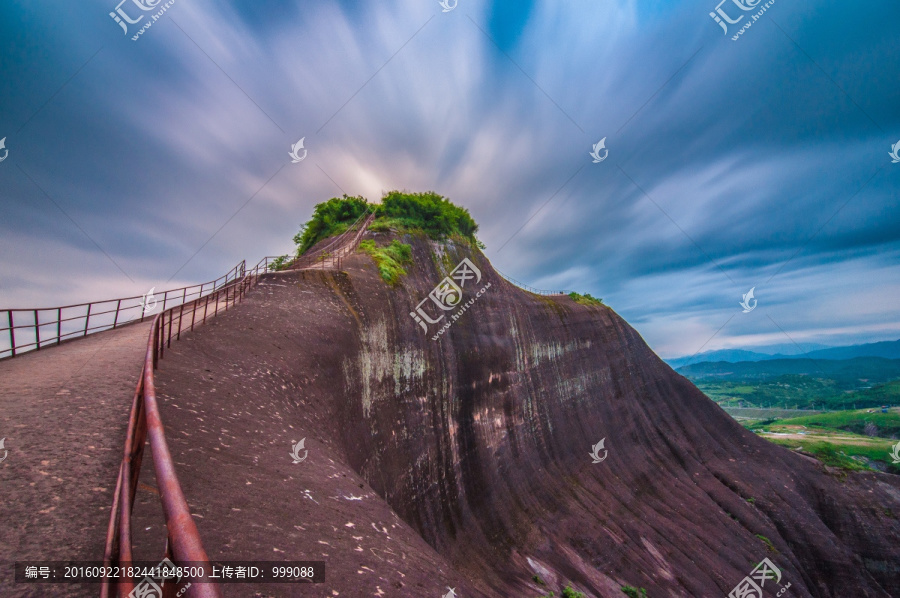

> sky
[0,0,898,359]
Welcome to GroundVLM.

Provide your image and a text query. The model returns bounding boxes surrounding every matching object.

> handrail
[100,261,271,598]
[495,269,570,296]
[0,262,246,360]
[287,209,374,271]
[101,234,368,597]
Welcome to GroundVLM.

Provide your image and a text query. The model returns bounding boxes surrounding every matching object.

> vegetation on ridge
[568,292,604,306]
[358,239,413,285]
[291,191,480,258]
[535,587,587,598]
[294,195,370,255]
[373,190,478,240]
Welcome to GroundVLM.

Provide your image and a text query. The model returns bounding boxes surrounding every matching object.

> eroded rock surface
[149,233,900,597]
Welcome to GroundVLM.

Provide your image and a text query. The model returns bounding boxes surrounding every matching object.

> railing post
[166,308,174,348]
[176,304,184,340]
[56,308,61,345]
[84,303,92,337]
[34,309,41,350]
[153,318,160,369]
[158,315,165,361]
[9,312,15,357]
[203,294,209,323]
[190,299,197,331]
[113,299,122,329]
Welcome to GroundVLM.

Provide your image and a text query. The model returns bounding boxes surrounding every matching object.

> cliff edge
[144,229,900,597]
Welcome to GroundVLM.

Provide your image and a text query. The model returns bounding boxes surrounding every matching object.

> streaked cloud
[0,0,897,358]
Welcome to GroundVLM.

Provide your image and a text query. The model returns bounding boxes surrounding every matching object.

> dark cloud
[0,0,898,357]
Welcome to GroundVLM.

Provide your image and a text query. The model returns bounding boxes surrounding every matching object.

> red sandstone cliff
[144,231,900,597]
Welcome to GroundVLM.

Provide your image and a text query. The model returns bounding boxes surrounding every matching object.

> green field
[682,358,900,410]
[745,409,900,474]
[695,377,900,411]
[683,356,900,473]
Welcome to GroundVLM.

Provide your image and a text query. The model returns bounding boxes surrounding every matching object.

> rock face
[155,231,900,597]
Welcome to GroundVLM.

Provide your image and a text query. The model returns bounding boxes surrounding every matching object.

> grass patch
[621,586,648,598]
[561,587,585,598]
[765,437,870,471]
[358,240,413,285]
[568,292,604,307]
[532,575,546,586]
[769,409,900,439]
[755,534,778,553]
[367,217,408,234]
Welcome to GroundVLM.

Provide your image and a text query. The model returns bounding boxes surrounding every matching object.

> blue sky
[0,0,898,358]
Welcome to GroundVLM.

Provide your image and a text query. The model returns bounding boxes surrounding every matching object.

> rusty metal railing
[100,258,273,598]
[495,270,570,296]
[100,237,370,597]
[287,210,374,271]
[0,262,246,360]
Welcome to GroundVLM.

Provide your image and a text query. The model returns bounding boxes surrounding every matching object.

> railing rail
[100,257,277,598]
[0,262,246,360]
[287,209,374,271]
[495,270,570,296]
[100,231,372,597]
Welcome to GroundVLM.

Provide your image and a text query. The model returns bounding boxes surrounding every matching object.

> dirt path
[0,321,152,597]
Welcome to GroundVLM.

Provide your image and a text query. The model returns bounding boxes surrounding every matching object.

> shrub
[292,192,481,256]
[376,191,478,241]
[568,292,604,307]
[267,255,291,271]
[293,195,370,255]
[358,240,413,285]
[561,587,586,598]
[621,586,647,598]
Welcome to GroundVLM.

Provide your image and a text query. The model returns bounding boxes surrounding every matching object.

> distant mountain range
[666,339,900,369]
[676,356,900,385]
